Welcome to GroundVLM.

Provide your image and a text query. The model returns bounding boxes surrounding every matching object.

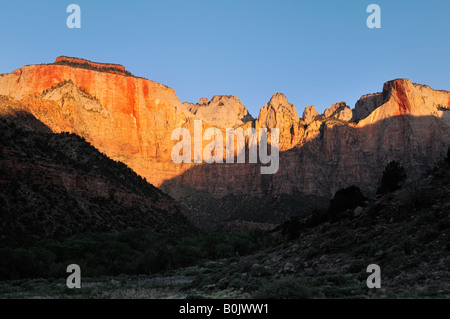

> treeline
[54,60,133,77]
[0,229,273,280]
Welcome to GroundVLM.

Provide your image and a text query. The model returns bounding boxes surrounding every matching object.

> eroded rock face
[353,93,384,122]
[165,79,450,198]
[181,95,254,129]
[257,93,302,150]
[0,58,188,188]
[324,102,353,122]
[1,58,450,201]
[359,79,450,124]
[302,105,319,125]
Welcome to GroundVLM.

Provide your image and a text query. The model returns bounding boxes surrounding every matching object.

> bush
[348,259,366,273]
[247,277,269,292]
[252,277,313,299]
[229,277,247,289]
[377,161,407,195]
[309,208,329,226]
[328,186,366,218]
[304,247,320,259]
[280,217,303,240]
[250,263,271,277]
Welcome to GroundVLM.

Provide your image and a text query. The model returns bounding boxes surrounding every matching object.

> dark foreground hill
[1,152,449,298]
[0,100,194,247]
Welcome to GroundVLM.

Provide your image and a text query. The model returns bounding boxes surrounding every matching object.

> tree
[329,186,366,217]
[376,161,407,195]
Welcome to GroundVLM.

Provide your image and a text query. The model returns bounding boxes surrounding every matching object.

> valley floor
[1,211,449,299]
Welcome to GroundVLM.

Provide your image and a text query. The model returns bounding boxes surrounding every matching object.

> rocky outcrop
[181,95,254,128]
[54,56,128,75]
[302,105,319,125]
[359,79,450,124]
[257,93,302,150]
[352,93,384,122]
[324,102,353,122]
[258,93,300,128]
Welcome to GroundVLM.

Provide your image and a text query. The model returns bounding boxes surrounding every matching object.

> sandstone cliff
[1,58,450,204]
[0,58,188,188]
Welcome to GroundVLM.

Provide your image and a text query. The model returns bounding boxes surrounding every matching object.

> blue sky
[0,0,449,117]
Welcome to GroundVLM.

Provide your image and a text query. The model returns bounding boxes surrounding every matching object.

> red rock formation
[1,58,450,200]
[0,59,188,187]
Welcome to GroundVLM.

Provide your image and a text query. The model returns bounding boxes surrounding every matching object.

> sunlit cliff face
[1,57,450,198]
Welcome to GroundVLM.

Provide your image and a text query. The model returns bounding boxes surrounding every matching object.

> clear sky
[1,0,449,117]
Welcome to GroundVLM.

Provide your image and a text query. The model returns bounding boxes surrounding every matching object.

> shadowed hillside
[0,103,195,246]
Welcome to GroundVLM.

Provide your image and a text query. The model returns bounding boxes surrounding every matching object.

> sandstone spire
[257,93,302,150]
[302,105,319,125]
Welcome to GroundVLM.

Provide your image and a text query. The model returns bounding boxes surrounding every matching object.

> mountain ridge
[2,57,450,228]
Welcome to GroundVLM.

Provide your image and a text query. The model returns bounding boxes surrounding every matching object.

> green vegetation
[53,60,133,77]
[252,276,313,299]
[377,161,407,195]
[0,115,195,246]
[0,229,273,281]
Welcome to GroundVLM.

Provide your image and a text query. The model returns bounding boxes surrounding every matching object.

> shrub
[328,186,366,218]
[280,216,303,240]
[309,208,329,226]
[252,277,313,299]
[377,161,407,195]
[348,259,366,273]
[229,277,247,289]
[247,277,269,292]
[304,247,320,259]
[250,263,271,277]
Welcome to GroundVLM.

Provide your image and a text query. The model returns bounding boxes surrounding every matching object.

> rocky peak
[257,93,302,150]
[268,92,290,108]
[181,95,254,129]
[302,105,319,125]
[258,93,299,129]
[358,78,450,127]
[324,102,352,122]
[198,97,209,105]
